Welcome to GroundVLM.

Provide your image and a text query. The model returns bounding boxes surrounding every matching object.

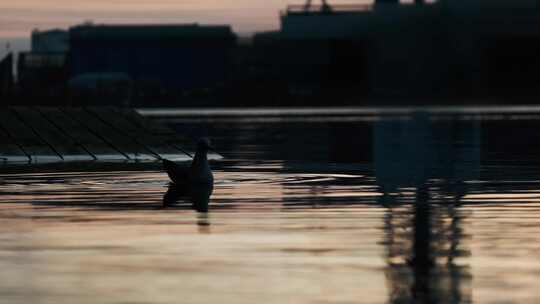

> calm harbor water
[2,108,540,303]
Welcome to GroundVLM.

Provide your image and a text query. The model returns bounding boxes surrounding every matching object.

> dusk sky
[0,0,372,38]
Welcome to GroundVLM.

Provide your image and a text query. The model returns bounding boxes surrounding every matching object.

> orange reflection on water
[2,164,540,303]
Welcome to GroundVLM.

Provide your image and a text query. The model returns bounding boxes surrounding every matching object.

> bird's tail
[162,159,185,185]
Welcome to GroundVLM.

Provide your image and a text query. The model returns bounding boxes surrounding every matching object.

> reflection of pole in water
[383,201,472,303]
[373,113,478,302]
[373,113,481,201]
[411,201,433,301]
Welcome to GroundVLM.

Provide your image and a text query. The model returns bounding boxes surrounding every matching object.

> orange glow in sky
[0,0,372,37]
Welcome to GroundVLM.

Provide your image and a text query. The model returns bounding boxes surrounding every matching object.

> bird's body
[162,138,214,210]
[189,145,214,186]
[162,159,189,186]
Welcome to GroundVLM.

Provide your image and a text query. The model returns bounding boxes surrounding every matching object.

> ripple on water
[1,161,540,303]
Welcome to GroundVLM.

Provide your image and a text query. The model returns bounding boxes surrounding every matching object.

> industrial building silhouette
[2,0,540,106]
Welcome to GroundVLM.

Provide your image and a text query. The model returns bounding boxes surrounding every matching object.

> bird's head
[197,137,213,151]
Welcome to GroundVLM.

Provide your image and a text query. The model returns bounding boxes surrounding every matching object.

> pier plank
[121,108,179,137]
[0,107,206,165]
[0,125,30,163]
[37,107,127,161]
[0,109,62,163]
[88,107,192,161]
[12,107,94,162]
[63,108,156,161]
[123,109,222,160]
[121,109,192,148]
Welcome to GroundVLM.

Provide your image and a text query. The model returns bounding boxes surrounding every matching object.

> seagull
[162,138,215,210]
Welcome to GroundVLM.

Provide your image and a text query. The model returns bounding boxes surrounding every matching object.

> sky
[0,0,372,38]
[0,0,372,58]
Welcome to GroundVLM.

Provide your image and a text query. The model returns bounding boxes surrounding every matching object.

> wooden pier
[0,107,213,164]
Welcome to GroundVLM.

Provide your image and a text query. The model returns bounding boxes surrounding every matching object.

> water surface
[1,109,540,303]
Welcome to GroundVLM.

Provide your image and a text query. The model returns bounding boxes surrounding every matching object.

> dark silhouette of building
[272,0,540,101]
[8,1,540,106]
[0,53,14,102]
[17,52,69,104]
[31,29,69,53]
[13,29,70,105]
[69,24,237,106]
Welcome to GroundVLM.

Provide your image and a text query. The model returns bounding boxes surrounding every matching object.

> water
[2,109,540,303]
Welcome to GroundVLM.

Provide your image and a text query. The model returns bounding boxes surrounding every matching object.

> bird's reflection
[163,182,213,213]
[197,213,211,234]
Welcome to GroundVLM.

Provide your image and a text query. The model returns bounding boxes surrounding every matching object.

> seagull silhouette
[162,138,214,211]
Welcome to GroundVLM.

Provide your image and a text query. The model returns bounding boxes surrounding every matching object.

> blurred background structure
[2,0,540,106]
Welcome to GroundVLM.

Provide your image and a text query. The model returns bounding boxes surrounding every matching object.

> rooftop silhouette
[3,0,540,106]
